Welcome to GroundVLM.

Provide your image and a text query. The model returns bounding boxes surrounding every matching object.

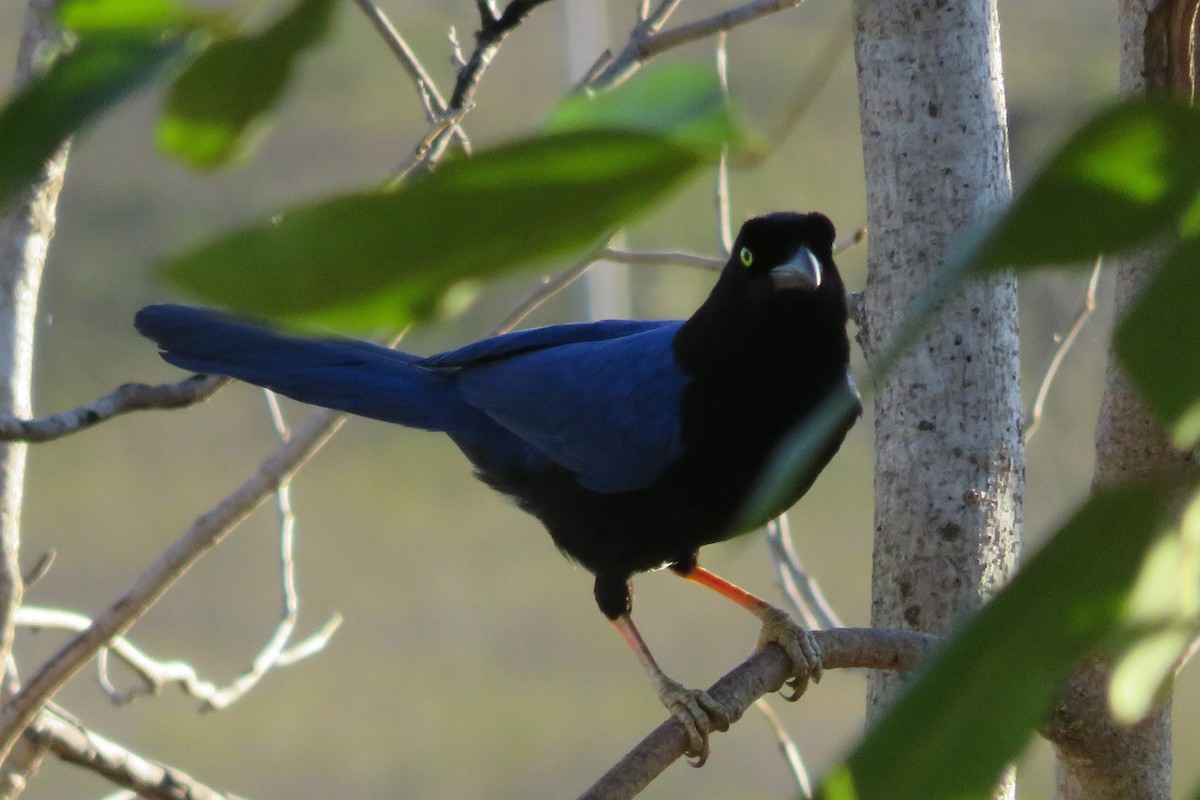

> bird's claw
[652,674,731,767]
[757,606,822,702]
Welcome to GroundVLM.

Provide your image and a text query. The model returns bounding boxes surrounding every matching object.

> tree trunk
[852,0,1023,794]
[1046,3,1196,797]
[0,0,69,793]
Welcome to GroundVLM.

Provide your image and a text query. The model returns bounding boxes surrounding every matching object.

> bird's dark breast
[477,359,850,581]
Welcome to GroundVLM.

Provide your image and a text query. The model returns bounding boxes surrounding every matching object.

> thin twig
[350,0,448,122]
[714,32,733,256]
[591,0,811,89]
[1024,256,1102,443]
[20,552,53,590]
[578,627,938,800]
[27,707,249,800]
[0,408,347,761]
[835,226,867,254]
[601,248,725,270]
[764,515,841,630]
[16,606,341,708]
[0,375,227,443]
[752,698,811,797]
[753,11,853,161]
[406,0,555,172]
[491,243,611,335]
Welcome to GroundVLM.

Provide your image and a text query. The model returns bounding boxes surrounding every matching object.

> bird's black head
[675,211,848,374]
[728,211,837,295]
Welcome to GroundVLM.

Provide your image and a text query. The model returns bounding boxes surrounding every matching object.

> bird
[135,210,860,763]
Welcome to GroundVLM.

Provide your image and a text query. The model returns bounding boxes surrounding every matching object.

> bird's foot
[756,606,822,701]
[650,671,731,767]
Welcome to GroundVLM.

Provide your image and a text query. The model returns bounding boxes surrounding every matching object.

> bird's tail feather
[135,304,462,432]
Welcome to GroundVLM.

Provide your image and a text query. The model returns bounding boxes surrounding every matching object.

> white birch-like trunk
[0,0,66,792]
[0,0,64,671]
[1046,3,1191,797]
[852,1,1023,794]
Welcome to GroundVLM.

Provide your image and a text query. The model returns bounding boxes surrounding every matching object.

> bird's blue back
[135,305,689,493]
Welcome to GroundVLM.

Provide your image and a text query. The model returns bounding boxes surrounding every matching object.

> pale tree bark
[1045,3,1197,798]
[0,1,69,795]
[852,0,1022,796]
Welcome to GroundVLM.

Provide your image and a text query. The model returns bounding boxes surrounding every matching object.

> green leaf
[547,62,753,157]
[970,97,1200,271]
[160,130,703,329]
[1114,234,1200,447]
[0,32,185,208]
[157,0,337,168]
[817,481,1182,800]
[1110,479,1200,721]
[58,0,208,30]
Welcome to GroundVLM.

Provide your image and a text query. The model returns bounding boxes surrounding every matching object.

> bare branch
[1024,256,1102,443]
[835,226,867,254]
[16,606,341,708]
[0,375,226,443]
[579,627,937,800]
[751,698,811,797]
[765,515,841,630]
[414,0,555,169]
[601,248,725,271]
[28,707,248,800]
[449,0,556,111]
[491,244,609,335]
[0,408,347,762]
[591,0,810,89]
[714,32,733,256]
[351,0,447,121]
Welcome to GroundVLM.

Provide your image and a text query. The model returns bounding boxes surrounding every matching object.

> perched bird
[136,211,860,762]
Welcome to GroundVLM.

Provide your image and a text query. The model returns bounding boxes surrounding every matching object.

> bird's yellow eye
[739,247,753,267]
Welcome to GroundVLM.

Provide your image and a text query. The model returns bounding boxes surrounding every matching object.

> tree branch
[1024,257,1101,443]
[578,627,937,800]
[412,0,554,169]
[0,408,346,762]
[0,375,226,443]
[28,707,248,800]
[590,0,811,89]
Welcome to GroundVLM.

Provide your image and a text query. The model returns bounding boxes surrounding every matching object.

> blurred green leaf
[157,0,337,168]
[1109,492,1200,720]
[0,32,184,208]
[58,0,206,30]
[817,481,1181,800]
[547,62,754,157]
[1114,235,1200,447]
[970,97,1200,271]
[160,130,704,329]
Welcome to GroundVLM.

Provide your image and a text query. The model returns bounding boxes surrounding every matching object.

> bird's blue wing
[419,319,671,369]
[450,322,689,493]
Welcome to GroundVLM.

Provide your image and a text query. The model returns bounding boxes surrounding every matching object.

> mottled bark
[1046,4,1196,797]
[852,1,1022,794]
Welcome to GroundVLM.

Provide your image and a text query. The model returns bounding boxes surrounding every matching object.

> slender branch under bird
[579,627,939,800]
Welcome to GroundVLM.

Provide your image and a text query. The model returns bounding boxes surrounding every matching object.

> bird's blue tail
[135,304,463,432]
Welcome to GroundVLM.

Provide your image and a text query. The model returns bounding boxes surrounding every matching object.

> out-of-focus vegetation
[2,1,1197,798]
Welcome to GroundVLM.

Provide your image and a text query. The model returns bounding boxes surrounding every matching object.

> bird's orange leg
[611,614,730,765]
[674,564,822,699]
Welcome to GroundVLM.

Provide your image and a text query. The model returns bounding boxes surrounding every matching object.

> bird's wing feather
[419,319,672,369]
[452,322,690,493]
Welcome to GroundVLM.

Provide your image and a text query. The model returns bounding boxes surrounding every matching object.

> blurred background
[2,0,1196,797]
